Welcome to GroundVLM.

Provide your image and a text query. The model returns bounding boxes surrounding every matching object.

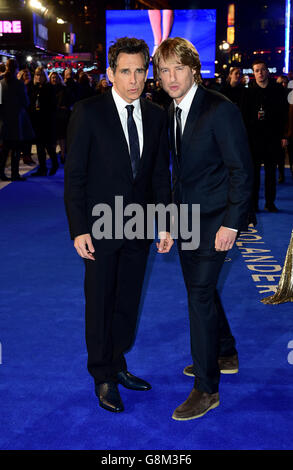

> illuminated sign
[285,0,291,73]
[227,4,235,45]
[0,20,22,34]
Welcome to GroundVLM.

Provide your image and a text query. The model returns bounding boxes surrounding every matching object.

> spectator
[63,67,81,109]
[95,77,110,95]
[28,66,58,176]
[210,76,223,92]
[17,69,35,165]
[49,71,70,164]
[77,72,95,101]
[152,79,172,110]
[241,74,250,88]
[0,59,34,181]
[221,67,246,111]
[276,75,289,89]
[243,60,288,212]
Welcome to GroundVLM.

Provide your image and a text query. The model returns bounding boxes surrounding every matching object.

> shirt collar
[112,87,140,115]
[174,82,198,114]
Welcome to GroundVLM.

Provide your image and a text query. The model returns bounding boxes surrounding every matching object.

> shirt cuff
[223,226,238,232]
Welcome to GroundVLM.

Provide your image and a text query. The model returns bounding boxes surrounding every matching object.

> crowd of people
[0,59,110,181]
[0,56,292,216]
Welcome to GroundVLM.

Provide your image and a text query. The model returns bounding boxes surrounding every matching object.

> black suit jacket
[64,90,171,250]
[169,85,253,249]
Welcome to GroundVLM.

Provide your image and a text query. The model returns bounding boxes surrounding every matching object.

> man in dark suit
[64,37,173,413]
[153,37,253,420]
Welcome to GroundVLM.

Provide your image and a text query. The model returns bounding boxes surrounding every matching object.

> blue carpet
[0,167,293,450]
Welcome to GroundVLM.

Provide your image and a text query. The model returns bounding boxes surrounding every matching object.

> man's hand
[74,233,95,260]
[215,226,237,252]
[281,139,288,148]
[156,231,174,253]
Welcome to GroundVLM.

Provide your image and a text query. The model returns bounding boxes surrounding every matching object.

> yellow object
[261,230,293,304]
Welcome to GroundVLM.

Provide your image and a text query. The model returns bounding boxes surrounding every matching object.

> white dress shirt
[112,87,143,157]
[174,83,237,233]
[174,82,198,138]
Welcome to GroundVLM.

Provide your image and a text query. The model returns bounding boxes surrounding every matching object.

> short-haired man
[244,60,288,210]
[153,37,253,420]
[64,37,173,413]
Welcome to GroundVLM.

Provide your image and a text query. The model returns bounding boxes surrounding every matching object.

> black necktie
[126,105,140,179]
[175,106,182,160]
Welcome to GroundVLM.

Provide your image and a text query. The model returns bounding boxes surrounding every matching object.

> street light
[29,0,47,14]
[220,41,230,51]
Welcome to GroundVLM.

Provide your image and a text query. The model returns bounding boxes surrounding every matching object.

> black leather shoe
[117,370,151,391]
[95,381,124,413]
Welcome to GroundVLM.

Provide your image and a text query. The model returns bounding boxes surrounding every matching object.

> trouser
[36,142,58,171]
[178,245,237,394]
[287,139,293,174]
[277,146,286,179]
[251,139,280,209]
[84,240,150,384]
[0,141,21,177]
[252,159,277,208]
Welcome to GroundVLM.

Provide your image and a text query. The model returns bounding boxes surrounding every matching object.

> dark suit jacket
[64,90,171,250]
[169,85,253,249]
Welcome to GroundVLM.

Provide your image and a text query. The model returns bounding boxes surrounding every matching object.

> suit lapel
[181,85,205,158]
[137,98,151,177]
[103,91,134,181]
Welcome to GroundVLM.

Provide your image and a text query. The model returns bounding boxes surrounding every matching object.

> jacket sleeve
[64,100,92,239]
[213,100,253,230]
[151,110,172,232]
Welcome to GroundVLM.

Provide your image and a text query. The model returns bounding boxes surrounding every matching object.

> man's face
[158,54,196,104]
[253,63,269,86]
[107,52,148,103]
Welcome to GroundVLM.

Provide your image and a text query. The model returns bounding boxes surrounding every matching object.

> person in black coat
[64,37,173,414]
[153,37,253,421]
[28,66,59,176]
[221,67,246,111]
[77,72,95,101]
[0,59,35,181]
[49,71,70,164]
[17,68,35,165]
[242,60,288,212]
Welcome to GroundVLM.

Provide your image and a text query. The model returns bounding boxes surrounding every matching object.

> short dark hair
[252,60,268,70]
[108,37,150,73]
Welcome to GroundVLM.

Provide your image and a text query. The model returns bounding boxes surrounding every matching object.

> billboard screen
[106,9,216,78]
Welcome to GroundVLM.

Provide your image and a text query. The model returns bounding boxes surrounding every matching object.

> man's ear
[107,67,114,84]
[144,68,149,82]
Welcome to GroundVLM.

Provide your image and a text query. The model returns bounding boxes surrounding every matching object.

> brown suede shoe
[183,354,239,377]
[218,354,239,374]
[172,388,220,421]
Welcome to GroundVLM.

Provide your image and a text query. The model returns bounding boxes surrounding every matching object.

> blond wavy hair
[153,37,202,84]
